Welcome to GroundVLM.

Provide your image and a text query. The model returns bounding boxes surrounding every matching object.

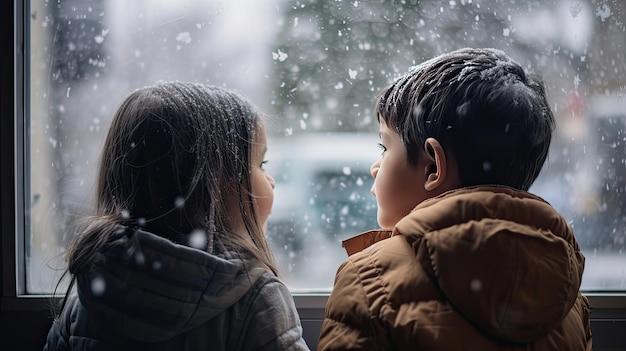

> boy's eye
[261,160,269,169]
[377,143,387,155]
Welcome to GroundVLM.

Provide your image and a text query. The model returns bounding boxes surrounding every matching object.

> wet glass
[26,0,626,293]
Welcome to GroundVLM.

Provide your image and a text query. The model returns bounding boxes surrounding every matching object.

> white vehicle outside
[266,133,380,290]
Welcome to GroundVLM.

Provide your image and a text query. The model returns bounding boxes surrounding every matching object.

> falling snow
[176,32,192,44]
[188,229,207,249]
[174,196,185,208]
[470,279,482,292]
[596,4,611,22]
[272,49,288,62]
[23,0,626,294]
[91,276,106,297]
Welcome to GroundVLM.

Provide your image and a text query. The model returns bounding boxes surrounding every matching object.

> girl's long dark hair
[54,82,277,316]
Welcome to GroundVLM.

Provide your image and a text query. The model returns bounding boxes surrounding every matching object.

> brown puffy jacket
[318,186,592,351]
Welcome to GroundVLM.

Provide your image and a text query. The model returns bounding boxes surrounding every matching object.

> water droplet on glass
[596,4,611,22]
[175,32,192,44]
[272,49,288,62]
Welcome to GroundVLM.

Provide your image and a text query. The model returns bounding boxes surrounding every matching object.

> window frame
[2,0,626,349]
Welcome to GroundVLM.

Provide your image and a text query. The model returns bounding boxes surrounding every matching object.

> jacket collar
[342,229,393,256]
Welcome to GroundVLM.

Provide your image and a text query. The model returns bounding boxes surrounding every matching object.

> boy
[318,48,592,350]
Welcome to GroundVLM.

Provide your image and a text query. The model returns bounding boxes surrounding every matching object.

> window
[18,0,626,297]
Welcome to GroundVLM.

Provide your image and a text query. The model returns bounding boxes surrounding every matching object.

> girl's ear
[423,138,448,191]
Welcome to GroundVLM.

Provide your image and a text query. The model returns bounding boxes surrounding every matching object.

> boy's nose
[370,159,380,179]
[370,161,379,197]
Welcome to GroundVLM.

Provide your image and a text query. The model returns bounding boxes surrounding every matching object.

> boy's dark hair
[376,47,555,191]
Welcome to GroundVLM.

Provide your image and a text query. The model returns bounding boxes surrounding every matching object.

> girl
[43,82,309,350]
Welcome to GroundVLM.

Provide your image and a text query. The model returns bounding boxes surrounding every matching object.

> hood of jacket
[392,186,585,343]
[75,228,267,342]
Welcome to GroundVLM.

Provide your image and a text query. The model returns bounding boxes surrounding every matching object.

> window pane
[27,0,626,293]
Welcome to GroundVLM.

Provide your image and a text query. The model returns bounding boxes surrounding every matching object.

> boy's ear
[423,138,447,191]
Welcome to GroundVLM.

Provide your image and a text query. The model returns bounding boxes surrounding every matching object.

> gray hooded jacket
[43,229,309,351]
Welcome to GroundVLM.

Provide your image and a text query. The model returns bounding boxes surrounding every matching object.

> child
[44,82,310,350]
[318,48,592,350]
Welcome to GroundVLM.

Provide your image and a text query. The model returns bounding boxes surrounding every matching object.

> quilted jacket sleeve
[581,294,593,351]
[42,295,78,351]
[43,317,69,351]
[241,276,310,351]
[317,258,389,351]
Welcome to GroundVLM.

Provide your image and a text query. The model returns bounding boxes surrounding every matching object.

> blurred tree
[588,0,625,95]
[585,0,626,251]
[268,0,626,252]
[268,0,549,135]
[270,0,429,133]
[48,0,107,243]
